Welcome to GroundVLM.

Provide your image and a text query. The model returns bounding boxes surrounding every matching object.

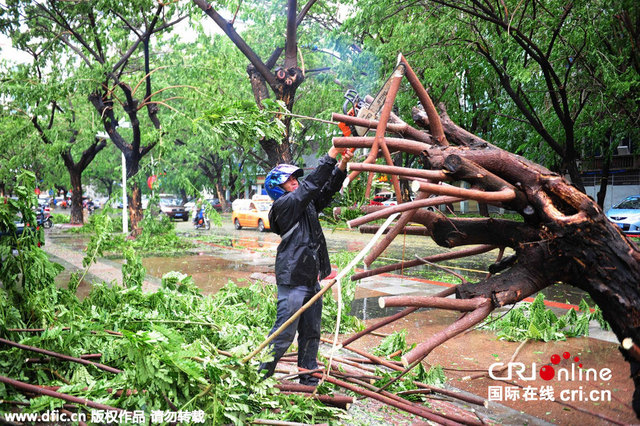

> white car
[606,195,640,234]
[184,198,196,210]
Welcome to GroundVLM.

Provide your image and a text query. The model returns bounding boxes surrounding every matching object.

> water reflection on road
[141,253,272,295]
[48,220,593,318]
[178,223,593,311]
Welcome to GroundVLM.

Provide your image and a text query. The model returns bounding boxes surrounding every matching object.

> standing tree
[1,2,190,234]
[0,111,55,197]
[149,32,288,208]
[0,63,107,224]
[193,0,336,166]
[32,102,107,224]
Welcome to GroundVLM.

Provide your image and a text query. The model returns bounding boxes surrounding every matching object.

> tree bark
[128,183,143,238]
[68,167,83,225]
[597,128,613,208]
[59,139,107,225]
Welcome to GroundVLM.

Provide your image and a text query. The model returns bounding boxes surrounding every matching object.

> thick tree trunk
[563,156,586,193]
[215,182,228,212]
[88,90,153,238]
[247,64,297,166]
[128,183,143,238]
[68,170,83,225]
[597,129,613,208]
[59,139,106,225]
[195,1,312,167]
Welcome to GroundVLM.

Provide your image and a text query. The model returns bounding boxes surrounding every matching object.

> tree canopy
[341,0,639,193]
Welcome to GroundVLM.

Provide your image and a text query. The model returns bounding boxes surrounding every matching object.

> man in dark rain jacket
[259,146,353,385]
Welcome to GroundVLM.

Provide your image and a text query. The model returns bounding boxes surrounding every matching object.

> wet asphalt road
[47,209,592,305]
[174,214,498,276]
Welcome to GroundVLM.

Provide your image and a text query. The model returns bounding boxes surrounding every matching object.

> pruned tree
[31,101,107,224]
[0,62,107,225]
[193,0,322,166]
[332,56,640,418]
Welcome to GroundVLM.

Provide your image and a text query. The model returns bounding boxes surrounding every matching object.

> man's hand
[338,149,354,171]
[328,146,342,159]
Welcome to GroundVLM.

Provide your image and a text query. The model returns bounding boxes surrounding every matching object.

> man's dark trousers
[259,282,322,386]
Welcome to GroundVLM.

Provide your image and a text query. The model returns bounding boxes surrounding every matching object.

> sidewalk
[44,227,160,293]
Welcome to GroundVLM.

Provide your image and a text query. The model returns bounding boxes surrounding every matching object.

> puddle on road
[140,254,272,295]
[230,237,278,251]
[186,233,279,252]
[54,268,91,300]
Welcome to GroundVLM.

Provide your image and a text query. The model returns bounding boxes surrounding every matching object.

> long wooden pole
[241,278,338,364]
[302,370,464,425]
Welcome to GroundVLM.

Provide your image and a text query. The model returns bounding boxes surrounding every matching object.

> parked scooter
[193,209,210,230]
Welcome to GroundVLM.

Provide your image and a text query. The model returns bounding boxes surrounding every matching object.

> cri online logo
[489,351,612,382]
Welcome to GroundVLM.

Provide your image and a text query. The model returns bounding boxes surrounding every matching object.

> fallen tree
[332,54,640,418]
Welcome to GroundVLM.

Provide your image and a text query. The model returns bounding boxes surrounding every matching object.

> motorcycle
[83,198,95,215]
[37,204,53,229]
[193,209,210,230]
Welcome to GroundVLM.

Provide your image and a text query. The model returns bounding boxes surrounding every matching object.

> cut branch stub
[379,296,489,311]
[331,112,432,144]
[363,191,430,267]
[358,224,430,236]
[333,136,429,156]
[400,54,448,146]
[411,180,516,204]
[347,195,463,229]
[442,154,529,211]
[348,162,449,181]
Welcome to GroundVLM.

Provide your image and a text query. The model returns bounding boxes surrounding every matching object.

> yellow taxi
[231,195,272,232]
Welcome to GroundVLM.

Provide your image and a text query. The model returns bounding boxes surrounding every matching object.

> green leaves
[0,171,61,322]
[372,329,408,357]
[200,100,287,150]
[481,293,610,342]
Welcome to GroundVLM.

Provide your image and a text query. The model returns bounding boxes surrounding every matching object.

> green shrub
[50,213,69,224]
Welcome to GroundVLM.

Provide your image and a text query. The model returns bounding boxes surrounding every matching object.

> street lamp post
[118,119,131,235]
[121,151,128,235]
